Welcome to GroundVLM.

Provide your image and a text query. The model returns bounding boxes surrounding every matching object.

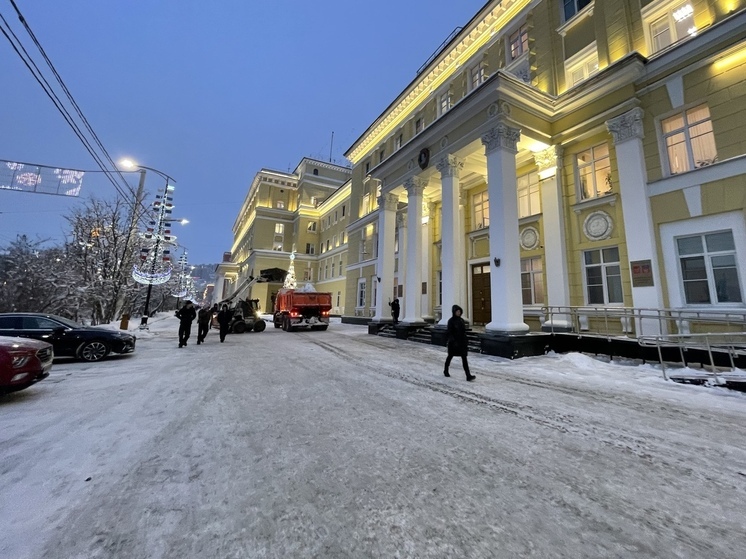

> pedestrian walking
[444,304,475,381]
[217,304,233,343]
[175,301,197,348]
[196,304,212,344]
[389,298,400,325]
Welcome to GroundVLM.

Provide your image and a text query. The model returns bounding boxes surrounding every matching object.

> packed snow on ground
[2,314,745,558]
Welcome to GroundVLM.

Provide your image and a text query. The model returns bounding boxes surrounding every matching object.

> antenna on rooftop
[329,131,334,163]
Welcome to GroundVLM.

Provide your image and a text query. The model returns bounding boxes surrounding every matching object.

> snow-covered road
[2,316,746,558]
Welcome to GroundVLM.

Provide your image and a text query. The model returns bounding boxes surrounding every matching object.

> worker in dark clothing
[389,298,400,325]
[196,305,212,344]
[217,304,233,343]
[444,304,475,381]
[175,301,197,348]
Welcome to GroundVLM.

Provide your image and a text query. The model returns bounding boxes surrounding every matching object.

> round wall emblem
[407,159,414,171]
[583,211,614,241]
[440,136,449,149]
[418,148,430,170]
[520,226,540,250]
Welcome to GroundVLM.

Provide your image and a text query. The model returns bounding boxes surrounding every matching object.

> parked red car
[0,336,53,393]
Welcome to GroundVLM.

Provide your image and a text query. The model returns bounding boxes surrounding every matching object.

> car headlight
[12,356,31,368]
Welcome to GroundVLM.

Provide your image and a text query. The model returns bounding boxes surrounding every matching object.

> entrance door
[471,264,491,325]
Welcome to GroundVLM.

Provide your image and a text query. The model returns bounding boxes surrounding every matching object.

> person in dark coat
[196,305,212,344]
[175,301,197,348]
[444,304,475,381]
[389,298,400,325]
[217,304,233,343]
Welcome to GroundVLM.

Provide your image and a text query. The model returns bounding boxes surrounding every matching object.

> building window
[339,257,344,272]
[365,161,371,174]
[324,263,329,280]
[357,278,367,308]
[331,261,336,277]
[307,222,317,232]
[677,231,742,304]
[371,277,378,308]
[337,291,341,307]
[313,168,319,176]
[584,247,623,305]
[334,210,338,223]
[333,235,338,247]
[305,243,315,255]
[272,241,283,251]
[517,172,541,218]
[275,223,284,235]
[415,118,423,135]
[647,3,696,54]
[276,200,285,209]
[509,24,529,60]
[303,269,312,281]
[327,216,331,227]
[577,143,612,200]
[342,205,346,217]
[473,191,489,230]
[565,43,599,87]
[563,0,592,21]
[395,134,403,150]
[521,257,545,305]
[362,193,371,216]
[470,64,486,90]
[379,149,386,163]
[439,91,452,115]
[326,240,331,251]
[343,232,347,244]
[661,104,717,175]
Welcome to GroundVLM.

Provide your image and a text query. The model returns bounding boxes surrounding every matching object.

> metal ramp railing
[638,332,746,381]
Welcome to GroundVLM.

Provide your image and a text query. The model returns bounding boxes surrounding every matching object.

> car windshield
[49,315,84,328]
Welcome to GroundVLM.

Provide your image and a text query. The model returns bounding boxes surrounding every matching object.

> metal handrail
[541,305,746,340]
[638,332,746,381]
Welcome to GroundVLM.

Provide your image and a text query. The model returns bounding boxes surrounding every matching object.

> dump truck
[273,286,332,331]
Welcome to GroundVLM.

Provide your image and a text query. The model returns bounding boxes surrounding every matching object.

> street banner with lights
[0,160,84,197]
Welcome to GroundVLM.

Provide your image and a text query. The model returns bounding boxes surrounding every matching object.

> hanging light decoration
[132,184,177,285]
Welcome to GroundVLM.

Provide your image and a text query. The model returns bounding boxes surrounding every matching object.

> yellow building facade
[216,158,351,315]
[339,0,746,338]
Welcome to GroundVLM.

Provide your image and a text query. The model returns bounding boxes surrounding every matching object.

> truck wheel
[282,316,289,331]
[233,321,247,334]
[253,320,266,333]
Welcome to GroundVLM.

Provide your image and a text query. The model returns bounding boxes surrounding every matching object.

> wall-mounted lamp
[493,257,501,267]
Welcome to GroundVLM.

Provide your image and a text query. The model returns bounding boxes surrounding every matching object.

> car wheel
[253,320,266,333]
[78,341,109,362]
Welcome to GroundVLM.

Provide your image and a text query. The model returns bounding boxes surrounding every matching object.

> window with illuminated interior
[472,191,489,230]
[517,172,541,218]
[644,2,696,54]
[660,104,717,175]
[576,143,611,200]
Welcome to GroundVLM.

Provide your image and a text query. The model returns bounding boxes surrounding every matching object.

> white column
[456,186,470,323]
[436,155,464,326]
[607,108,665,335]
[421,201,435,320]
[213,274,225,304]
[397,212,407,320]
[373,192,399,322]
[403,177,427,324]
[482,124,529,333]
[535,146,571,328]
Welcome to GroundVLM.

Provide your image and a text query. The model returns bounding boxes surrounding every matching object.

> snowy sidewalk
[2,315,745,558]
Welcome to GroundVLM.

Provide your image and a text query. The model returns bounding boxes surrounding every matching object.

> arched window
[313,168,319,176]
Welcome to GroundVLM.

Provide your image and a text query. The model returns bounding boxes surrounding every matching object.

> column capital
[404,176,428,197]
[397,212,408,228]
[533,145,562,179]
[606,107,644,145]
[482,123,521,155]
[378,192,399,212]
[436,155,464,178]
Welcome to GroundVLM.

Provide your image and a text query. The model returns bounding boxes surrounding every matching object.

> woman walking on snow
[196,304,212,344]
[217,304,232,343]
[444,304,475,381]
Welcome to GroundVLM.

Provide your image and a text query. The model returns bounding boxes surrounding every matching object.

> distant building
[216,158,351,314]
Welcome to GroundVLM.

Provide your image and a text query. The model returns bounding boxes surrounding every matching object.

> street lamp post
[122,160,178,329]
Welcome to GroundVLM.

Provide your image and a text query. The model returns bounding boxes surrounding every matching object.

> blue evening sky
[0,0,487,264]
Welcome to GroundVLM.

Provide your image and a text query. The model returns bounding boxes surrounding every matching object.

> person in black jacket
[389,298,400,325]
[444,304,475,381]
[175,301,197,348]
[217,304,233,343]
[196,305,213,344]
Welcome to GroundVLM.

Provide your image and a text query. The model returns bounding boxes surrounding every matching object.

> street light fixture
[122,159,178,329]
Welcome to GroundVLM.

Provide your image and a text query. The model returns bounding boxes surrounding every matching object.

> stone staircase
[375,324,483,353]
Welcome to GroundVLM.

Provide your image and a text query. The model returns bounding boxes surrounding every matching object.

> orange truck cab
[273,288,332,331]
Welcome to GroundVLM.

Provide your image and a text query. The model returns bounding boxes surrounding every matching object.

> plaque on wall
[630,260,654,287]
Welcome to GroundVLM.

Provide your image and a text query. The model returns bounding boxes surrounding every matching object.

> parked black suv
[0,313,136,362]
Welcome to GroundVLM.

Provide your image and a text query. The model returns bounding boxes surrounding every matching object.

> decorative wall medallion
[418,148,430,170]
[520,226,540,250]
[440,136,449,149]
[488,101,511,119]
[583,211,614,241]
[407,159,415,171]
[488,103,499,118]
